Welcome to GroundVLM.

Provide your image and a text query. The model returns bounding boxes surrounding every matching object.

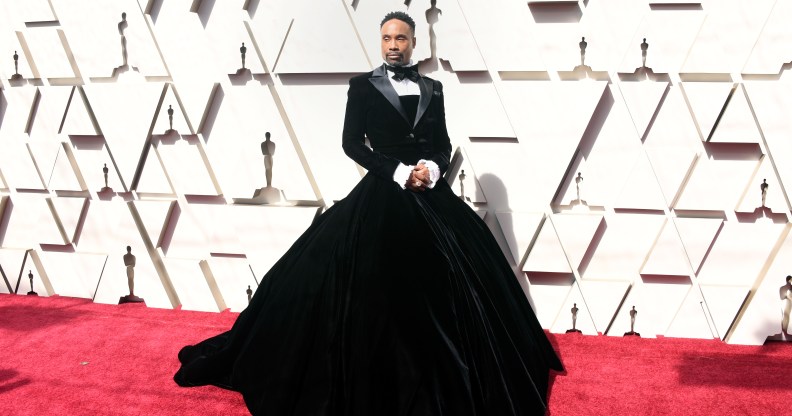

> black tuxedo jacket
[342,64,452,182]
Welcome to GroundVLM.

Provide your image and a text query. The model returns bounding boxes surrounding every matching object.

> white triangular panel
[697,222,785,287]
[613,152,667,210]
[0,86,37,136]
[736,156,789,213]
[494,212,544,265]
[709,85,762,144]
[583,214,665,281]
[84,199,172,309]
[744,82,792,212]
[132,200,173,248]
[414,0,487,71]
[246,1,295,66]
[83,83,166,187]
[617,12,705,73]
[742,0,792,74]
[618,81,668,139]
[643,85,702,149]
[204,257,258,313]
[136,146,174,195]
[173,82,217,135]
[675,156,758,211]
[52,0,168,78]
[38,251,106,299]
[47,144,84,191]
[1,194,64,248]
[28,86,73,141]
[555,155,587,207]
[0,248,30,294]
[726,226,792,344]
[203,84,316,201]
[523,220,571,273]
[155,137,218,196]
[278,81,360,203]
[5,0,57,23]
[644,147,697,206]
[577,279,630,334]
[143,0,220,83]
[271,2,370,73]
[641,220,693,277]
[568,86,644,207]
[679,82,733,141]
[0,140,45,190]
[700,284,749,342]
[20,251,54,297]
[672,217,723,274]
[23,28,76,80]
[152,86,192,135]
[608,280,691,338]
[68,136,118,192]
[525,274,574,329]
[60,87,99,135]
[550,282,598,336]
[27,140,63,189]
[551,214,603,271]
[499,81,607,206]
[164,257,221,312]
[445,147,486,204]
[452,83,515,139]
[50,197,87,243]
[680,0,775,74]
[200,2,267,75]
[455,0,547,71]
[665,287,717,339]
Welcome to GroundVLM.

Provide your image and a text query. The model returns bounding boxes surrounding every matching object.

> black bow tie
[386,64,420,82]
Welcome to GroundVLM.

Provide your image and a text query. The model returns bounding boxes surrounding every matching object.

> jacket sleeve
[429,80,452,175]
[341,77,402,181]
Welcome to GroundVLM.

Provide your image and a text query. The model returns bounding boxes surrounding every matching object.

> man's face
[381,19,415,66]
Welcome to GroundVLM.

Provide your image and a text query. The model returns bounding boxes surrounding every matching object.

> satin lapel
[414,77,433,128]
[368,66,410,125]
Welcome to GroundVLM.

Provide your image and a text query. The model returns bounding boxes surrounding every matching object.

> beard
[385,54,407,66]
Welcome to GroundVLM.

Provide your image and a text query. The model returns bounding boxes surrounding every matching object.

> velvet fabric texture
[174,65,563,415]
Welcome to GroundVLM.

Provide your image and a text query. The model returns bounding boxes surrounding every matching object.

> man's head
[380,11,416,66]
[787,275,791,284]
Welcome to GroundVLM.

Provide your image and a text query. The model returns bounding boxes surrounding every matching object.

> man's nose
[388,41,398,50]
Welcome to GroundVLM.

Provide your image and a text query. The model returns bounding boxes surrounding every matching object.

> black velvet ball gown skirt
[174,172,563,415]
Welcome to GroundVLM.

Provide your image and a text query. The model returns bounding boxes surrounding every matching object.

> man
[342,11,450,194]
[175,12,561,415]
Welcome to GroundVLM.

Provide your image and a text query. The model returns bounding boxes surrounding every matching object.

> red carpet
[1,294,790,415]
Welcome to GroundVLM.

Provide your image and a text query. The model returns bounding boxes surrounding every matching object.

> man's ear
[412,37,416,48]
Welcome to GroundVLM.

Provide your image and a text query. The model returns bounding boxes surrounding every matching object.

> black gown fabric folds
[174,67,563,415]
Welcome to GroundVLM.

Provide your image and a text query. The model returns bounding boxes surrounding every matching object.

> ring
[414,181,422,187]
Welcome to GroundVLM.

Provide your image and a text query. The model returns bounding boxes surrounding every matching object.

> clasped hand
[406,163,431,192]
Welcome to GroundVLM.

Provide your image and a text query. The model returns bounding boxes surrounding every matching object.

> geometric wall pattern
[2,0,792,345]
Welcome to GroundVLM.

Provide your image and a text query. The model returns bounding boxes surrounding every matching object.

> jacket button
[407,133,414,139]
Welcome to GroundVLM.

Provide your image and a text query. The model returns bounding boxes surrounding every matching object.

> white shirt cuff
[418,159,440,189]
[393,163,413,189]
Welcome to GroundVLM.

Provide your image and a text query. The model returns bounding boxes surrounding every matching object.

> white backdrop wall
[1,0,791,345]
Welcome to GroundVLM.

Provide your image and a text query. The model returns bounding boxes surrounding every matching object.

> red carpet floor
[1,294,790,415]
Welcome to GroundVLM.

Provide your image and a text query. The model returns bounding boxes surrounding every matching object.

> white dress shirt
[384,62,440,190]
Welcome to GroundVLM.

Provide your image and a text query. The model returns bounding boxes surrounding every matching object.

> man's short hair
[380,11,416,34]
